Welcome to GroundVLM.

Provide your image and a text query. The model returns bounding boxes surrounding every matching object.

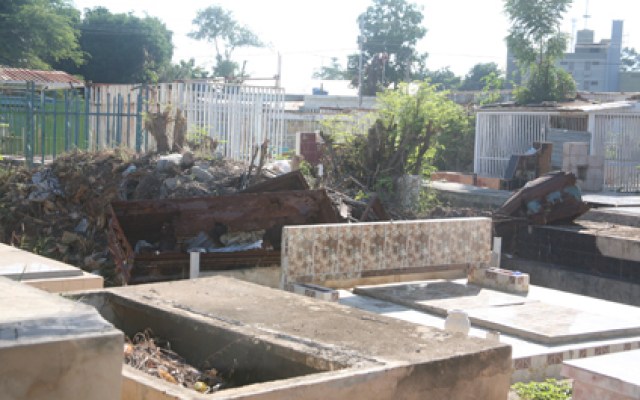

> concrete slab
[579,207,640,227]
[467,302,640,344]
[562,350,640,399]
[0,243,82,279]
[428,181,511,210]
[354,281,531,314]
[0,277,123,400]
[354,281,640,344]
[583,193,640,207]
[76,276,512,399]
[343,279,640,383]
[0,244,103,292]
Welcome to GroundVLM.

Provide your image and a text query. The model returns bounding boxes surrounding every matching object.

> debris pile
[0,149,248,283]
[498,171,590,225]
[125,329,224,394]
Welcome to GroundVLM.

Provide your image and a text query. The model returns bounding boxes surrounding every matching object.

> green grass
[511,379,572,400]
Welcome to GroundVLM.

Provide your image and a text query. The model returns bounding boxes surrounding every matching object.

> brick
[430,172,476,185]
[476,176,503,190]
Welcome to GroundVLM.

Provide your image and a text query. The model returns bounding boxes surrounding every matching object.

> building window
[585,63,591,71]
[592,61,600,66]
[591,81,598,85]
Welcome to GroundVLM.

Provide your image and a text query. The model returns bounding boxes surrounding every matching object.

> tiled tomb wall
[281,217,492,286]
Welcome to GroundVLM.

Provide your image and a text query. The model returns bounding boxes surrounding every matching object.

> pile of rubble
[0,149,249,283]
[125,329,225,394]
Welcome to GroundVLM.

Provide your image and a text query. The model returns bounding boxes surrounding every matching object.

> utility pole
[358,40,364,108]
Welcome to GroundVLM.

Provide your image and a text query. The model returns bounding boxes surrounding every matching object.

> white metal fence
[475,110,640,192]
[474,112,550,177]
[593,113,640,192]
[89,82,286,162]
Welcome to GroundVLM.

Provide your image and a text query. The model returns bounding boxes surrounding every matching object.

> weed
[511,379,572,400]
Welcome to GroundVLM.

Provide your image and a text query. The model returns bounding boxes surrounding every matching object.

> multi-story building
[557,21,623,92]
[507,20,640,93]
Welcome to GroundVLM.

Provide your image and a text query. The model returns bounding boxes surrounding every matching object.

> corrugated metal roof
[479,100,638,114]
[0,67,83,87]
[558,101,635,112]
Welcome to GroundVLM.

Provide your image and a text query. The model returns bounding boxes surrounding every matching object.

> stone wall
[281,217,492,286]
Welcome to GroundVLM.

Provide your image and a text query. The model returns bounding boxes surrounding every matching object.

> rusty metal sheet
[109,190,337,284]
[242,171,310,193]
[499,171,590,225]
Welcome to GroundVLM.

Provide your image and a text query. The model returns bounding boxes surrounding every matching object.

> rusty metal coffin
[108,190,337,284]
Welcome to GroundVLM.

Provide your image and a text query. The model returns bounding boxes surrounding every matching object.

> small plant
[511,379,572,400]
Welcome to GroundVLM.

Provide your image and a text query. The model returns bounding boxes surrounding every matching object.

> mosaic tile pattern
[468,267,530,294]
[282,218,492,285]
[511,341,640,383]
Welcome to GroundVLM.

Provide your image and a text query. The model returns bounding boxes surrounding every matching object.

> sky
[71,0,640,94]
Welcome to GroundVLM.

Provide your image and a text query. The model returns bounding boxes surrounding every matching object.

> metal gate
[592,113,640,192]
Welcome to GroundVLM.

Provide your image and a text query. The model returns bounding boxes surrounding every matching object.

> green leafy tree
[189,5,264,79]
[621,47,640,71]
[505,0,576,104]
[0,0,83,69]
[58,7,173,83]
[321,81,471,191]
[355,0,427,95]
[421,67,462,91]
[313,57,349,80]
[158,59,210,82]
[460,63,503,91]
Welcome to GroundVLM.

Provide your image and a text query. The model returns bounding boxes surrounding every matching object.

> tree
[322,81,471,191]
[189,5,264,79]
[422,67,461,91]
[158,59,210,82]
[312,57,349,80]
[58,7,173,83]
[621,47,640,72]
[355,0,427,95]
[504,0,576,104]
[0,0,83,69]
[460,63,503,91]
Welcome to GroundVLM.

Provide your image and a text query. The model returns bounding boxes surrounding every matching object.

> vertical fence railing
[593,113,640,192]
[474,112,550,178]
[1,81,287,163]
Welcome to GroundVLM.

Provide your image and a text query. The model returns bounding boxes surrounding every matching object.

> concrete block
[572,142,589,156]
[476,176,503,190]
[588,155,605,169]
[467,267,530,294]
[81,277,513,400]
[288,282,340,301]
[562,350,640,400]
[576,154,588,166]
[0,277,123,400]
[563,142,574,155]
